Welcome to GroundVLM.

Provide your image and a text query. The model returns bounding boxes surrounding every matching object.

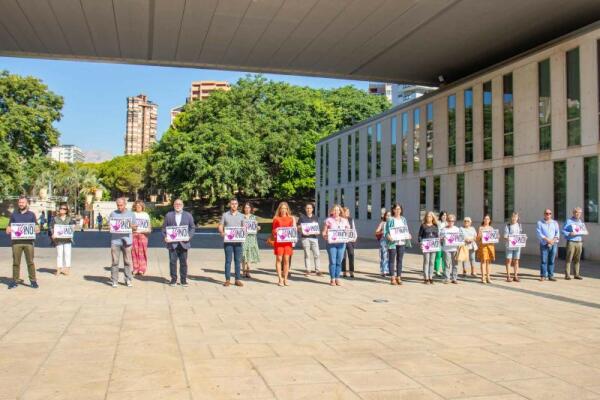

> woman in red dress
[272,202,294,286]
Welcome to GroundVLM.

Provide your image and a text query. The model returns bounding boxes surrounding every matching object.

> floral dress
[242,214,260,263]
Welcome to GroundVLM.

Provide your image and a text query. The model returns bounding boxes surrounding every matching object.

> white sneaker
[112,282,118,288]
[126,281,133,287]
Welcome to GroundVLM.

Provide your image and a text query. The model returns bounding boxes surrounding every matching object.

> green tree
[90,154,148,200]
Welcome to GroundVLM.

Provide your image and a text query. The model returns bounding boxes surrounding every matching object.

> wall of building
[316,25,600,259]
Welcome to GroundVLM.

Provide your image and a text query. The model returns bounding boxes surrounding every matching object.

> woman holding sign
[272,202,295,286]
[242,202,260,278]
[384,204,410,285]
[418,211,439,284]
[476,215,496,284]
[50,203,75,276]
[440,214,461,284]
[503,212,523,282]
[132,201,151,276]
[322,204,350,286]
[459,217,477,277]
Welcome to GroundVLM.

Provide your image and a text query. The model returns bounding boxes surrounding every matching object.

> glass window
[354,187,360,219]
[340,188,345,207]
[367,185,372,220]
[376,122,382,178]
[354,131,360,182]
[337,138,342,184]
[504,167,514,220]
[401,112,408,173]
[391,181,396,205]
[483,169,493,217]
[391,117,397,175]
[426,103,434,170]
[464,89,473,163]
[420,178,427,218]
[584,156,598,223]
[317,146,322,187]
[539,59,552,150]
[554,161,566,221]
[434,176,441,212]
[483,81,493,160]
[325,143,329,186]
[334,188,339,205]
[598,40,600,141]
[347,134,352,182]
[367,126,373,179]
[413,108,420,172]
[324,189,329,216]
[566,47,581,146]
[448,95,456,166]
[503,74,514,157]
[457,173,464,220]
[315,192,319,218]
[381,183,386,211]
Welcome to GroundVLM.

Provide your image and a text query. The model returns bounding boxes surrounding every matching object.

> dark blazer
[162,211,195,250]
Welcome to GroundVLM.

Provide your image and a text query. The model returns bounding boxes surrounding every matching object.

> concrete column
[467,170,484,221]
[493,167,504,223]
[418,105,427,174]
[551,51,567,150]
[513,62,538,156]
[492,76,504,160]
[381,117,391,177]
[434,96,448,169]
[442,173,457,215]
[567,156,584,213]
[580,38,599,146]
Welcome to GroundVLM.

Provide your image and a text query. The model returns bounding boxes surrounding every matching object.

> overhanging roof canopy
[1,0,599,85]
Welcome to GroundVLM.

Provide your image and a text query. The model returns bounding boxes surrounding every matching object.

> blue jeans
[224,243,242,280]
[327,243,346,279]
[539,243,557,278]
[379,239,389,274]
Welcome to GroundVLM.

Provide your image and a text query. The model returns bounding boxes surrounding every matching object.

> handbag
[266,234,275,248]
[455,245,469,262]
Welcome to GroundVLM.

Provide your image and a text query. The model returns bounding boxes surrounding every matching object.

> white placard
[481,229,500,244]
[389,226,410,241]
[10,223,36,240]
[507,234,527,249]
[165,226,190,242]
[275,227,298,243]
[420,238,441,253]
[572,223,588,235]
[224,226,247,243]
[109,218,132,234]
[443,231,464,246]
[327,229,354,244]
[243,219,258,234]
[300,222,320,236]
[53,224,74,239]
[135,217,151,233]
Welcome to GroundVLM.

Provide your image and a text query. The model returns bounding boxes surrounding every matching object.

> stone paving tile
[415,373,513,398]
[270,383,360,400]
[379,351,467,377]
[358,388,444,400]
[105,389,192,400]
[502,377,600,400]
[251,356,339,386]
[334,368,421,392]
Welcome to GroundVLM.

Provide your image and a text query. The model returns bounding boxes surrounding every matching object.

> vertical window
[376,122,382,178]
[380,183,386,211]
[448,95,456,166]
[354,187,360,219]
[315,192,320,218]
[420,178,427,217]
[483,81,493,160]
[483,169,493,217]
[554,161,566,221]
[347,135,352,182]
[318,146,322,186]
[367,185,372,220]
[584,156,598,223]
[337,138,342,184]
[539,59,552,150]
[354,131,360,182]
[598,40,600,141]
[391,181,396,205]
[504,167,514,220]
[503,74,514,157]
[464,89,473,163]
[413,108,420,172]
[324,189,329,215]
[426,103,434,170]
[457,173,464,220]
[325,143,329,186]
[433,176,441,212]
[340,188,345,207]
[334,188,339,205]
[391,117,397,175]
[566,47,581,146]
[401,112,408,173]
[367,126,373,179]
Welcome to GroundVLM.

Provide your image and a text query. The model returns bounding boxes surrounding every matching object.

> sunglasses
[545,212,552,215]
[60,208,67,211]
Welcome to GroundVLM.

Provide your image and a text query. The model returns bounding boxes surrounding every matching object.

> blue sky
[1,56,367,160]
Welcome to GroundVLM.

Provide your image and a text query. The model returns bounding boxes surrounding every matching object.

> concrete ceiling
[1,0,599,85]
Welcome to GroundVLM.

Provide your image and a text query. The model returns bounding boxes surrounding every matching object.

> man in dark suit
[162,199,195,287]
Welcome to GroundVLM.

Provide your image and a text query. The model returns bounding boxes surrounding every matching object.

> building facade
[189,81,230,102]
[368,83,393,103]
[392,84,437,107]
[316,25,600,259]
[125,94,158,155]
[49,145,85,163]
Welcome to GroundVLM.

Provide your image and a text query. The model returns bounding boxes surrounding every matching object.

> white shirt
[175,211,183,226]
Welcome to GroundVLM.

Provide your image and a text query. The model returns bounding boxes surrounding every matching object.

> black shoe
[169,280,177,287]
[30,281,39,289]
[548,277,557,282]
[7,281,17,289]
[574,276,583,280]
[565,275,572,280]
[181,282,189,287]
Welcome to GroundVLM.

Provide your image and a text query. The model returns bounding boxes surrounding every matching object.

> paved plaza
[1,246,600,400]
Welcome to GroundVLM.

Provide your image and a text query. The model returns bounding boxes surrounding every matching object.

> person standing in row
[342,207,356,278]
[375,210,390,277]
[50,203,74,276]
[384,203,409,285]
[503,212,522,282]
[418,211,438,284]
[272,202,294,286]
[323,205,349,286]
[536,208,559,281]
[459,217,477,276]
[441,213,460,284]
[563,207,585,280]
[476,214,495,284]
[132,201,151,276]
[109,198,137,288]
[96,213,103,231]
[219,198,244,287]
[162,199,195,287]
[6,196,40,289]
[435,211,448,277]
[242,202,260,278]
[298,203,321,276]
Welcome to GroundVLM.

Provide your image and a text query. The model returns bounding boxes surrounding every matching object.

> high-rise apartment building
[49,145,85,163]
[368,83,393,103]
[391,84,437,106]
[189,81,230,102]
[125,94,158,155]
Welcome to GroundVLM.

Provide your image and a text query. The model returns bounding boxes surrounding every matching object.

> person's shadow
[83,275,112,286]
